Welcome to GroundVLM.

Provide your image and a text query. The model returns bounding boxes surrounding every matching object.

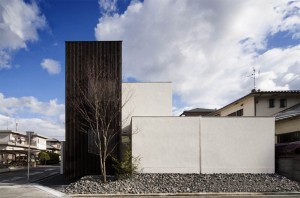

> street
[0,165,60,184]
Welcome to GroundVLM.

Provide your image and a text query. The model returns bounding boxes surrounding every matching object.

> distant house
[208,90,300,117]
[275,103,300,143]
[207,90,300,143]
[180,108,215,116]
[46,138,61,154]
[0,130,47,165]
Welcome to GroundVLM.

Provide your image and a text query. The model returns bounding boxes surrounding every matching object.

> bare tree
[72,64,131,182]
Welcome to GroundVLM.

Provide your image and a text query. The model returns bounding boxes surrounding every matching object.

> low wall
[200,117,274,173]
[132,117,275,174]
[132,117,200,173]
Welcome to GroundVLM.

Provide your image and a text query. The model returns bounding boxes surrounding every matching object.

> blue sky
[0,0,299,139]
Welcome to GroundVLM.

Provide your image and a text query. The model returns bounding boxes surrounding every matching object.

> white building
[122,83,275,174]
[0,130,47,165]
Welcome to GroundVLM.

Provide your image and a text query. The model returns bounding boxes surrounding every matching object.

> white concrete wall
[132,117,275,174]
[122,83,172,133]
[200,117,275,173]
[132,117,200,173]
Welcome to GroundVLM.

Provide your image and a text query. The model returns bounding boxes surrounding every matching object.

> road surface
[0,165,60,184]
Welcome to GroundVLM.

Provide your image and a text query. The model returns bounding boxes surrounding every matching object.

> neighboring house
[180,108,215,116]
[207,90,300,143]
[46,138,61,154]
[209,90,300,117]
[0,130,47,165]
[275,103,300,143]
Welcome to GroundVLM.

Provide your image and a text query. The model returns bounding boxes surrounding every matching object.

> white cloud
[95,0,300,110]
[41,58,61,75]
[0,93,65,140]
[0,0,46,69]
[98,0,118,16]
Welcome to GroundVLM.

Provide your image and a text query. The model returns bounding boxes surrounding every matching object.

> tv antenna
[246,67,260,90]
[15,119,18,131]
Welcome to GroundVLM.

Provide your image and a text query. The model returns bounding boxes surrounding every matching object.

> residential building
[209,90,300,117]
[207,90,300,143]
[64,41,276,179]
[46,138,61,154]
[275,103,300,143]
[0,130,47,165]
[180,108,215,116]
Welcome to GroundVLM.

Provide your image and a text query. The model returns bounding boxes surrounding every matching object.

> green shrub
[46,152,60,165]
[112,147,139,179]
[38,151,50,165]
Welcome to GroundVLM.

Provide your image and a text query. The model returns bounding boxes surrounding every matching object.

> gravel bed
[63,173,300,194]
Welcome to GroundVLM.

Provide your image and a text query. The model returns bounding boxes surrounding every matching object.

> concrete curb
[70,192,300,197]
[31,184,69,197]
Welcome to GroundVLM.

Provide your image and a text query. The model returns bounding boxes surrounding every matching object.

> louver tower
[65,41,122,180]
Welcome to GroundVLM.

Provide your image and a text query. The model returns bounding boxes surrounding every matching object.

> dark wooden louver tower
[65,41,122,180]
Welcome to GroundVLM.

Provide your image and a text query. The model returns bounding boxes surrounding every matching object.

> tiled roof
[275,103,300,121]
[183,108,215,113]
[257,90,300,93]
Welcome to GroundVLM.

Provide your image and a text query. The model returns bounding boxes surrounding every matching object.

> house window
[227,109,243,116]
[228,112,236,116]
[269,99,275,108]
[277,131,300,143]
[236,109,243,116]
[280,99,287,108]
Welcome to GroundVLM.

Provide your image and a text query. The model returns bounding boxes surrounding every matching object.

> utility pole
[26,131,34,182]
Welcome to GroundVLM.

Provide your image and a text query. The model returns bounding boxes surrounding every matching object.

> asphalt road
[0,165,60,184]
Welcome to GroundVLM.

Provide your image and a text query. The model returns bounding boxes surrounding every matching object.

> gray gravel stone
[63,173,300,194]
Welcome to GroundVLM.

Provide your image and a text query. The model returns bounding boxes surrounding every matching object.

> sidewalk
[0,184,68,198]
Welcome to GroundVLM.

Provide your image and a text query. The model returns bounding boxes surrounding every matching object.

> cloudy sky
[0,0,299,140]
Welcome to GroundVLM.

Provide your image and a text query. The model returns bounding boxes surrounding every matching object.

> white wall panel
[200,117,275,173]
[132,117,200,173]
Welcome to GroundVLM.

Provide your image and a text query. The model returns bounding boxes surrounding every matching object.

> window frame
[269,98,275,108]
[280,98,287,108]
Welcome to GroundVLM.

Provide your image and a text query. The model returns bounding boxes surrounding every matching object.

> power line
[286,75,300,84]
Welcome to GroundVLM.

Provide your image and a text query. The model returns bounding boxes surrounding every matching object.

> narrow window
[269,99,275,108]
[227,112,236,116]
[237,109,243,116]
[280,99,286,108]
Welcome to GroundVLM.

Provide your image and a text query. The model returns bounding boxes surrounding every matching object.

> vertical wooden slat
[65,41,122,180]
